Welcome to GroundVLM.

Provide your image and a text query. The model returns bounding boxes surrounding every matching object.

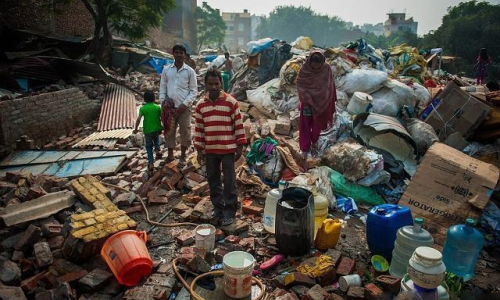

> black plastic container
[275,187,314,256]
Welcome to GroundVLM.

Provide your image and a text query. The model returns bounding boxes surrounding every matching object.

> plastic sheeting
[246,78,299,116]
[258,43,292,85]
[370,80,416,117]
[247,38,278,56]
[353,113,418,176]
[337,68,388,95]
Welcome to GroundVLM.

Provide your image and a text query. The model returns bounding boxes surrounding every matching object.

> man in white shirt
[159,45,198,163]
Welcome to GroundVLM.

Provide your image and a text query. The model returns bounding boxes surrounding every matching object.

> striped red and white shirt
[194,92,247,154]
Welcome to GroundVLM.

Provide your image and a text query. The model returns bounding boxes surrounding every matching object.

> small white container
[223,251,255,298]
[263,188,281,234]
[339,274,362,292]
[194,224,216,254]
[347,92,373,115]
[408,246,446,289]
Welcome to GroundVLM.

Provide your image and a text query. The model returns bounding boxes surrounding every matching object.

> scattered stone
[0,258,22,284]
[221,219,249,236]
[0,286,28,300]
[303,284,329,300]
[328,294,345,300]
[284,272,316,288]
[34,283,74,300]
[14,224,42,251]
[48,236,65,250]
[290,285,309,298]
[273,274,287,289]
[325,249,342,267]
[78,269,113,293]
[34,242,54,268]
[176,230,195,246]
[225,235,241,244]
[347,287,365,300]
[186,255,211,273]
[11,250,24,262]
[239,237,255,249]
[113,192,136,208]
[277,293,300,300]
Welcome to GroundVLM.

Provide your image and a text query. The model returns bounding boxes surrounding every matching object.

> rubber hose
[172,258,266,300]
[101,182,197,227]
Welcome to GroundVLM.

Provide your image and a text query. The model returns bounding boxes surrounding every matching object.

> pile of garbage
[1,30,500,300]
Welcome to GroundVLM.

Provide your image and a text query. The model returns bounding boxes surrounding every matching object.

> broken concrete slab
[78,269,113,293]
[0,191,77,227]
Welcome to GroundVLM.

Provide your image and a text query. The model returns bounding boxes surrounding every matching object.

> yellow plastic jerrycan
[315,218,342,251]
[312,187,329,238]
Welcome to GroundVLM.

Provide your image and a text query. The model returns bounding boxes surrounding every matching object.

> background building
[384,13,418,37]
[222,10,251,52]
[360,23,384,36]
[161,0,197,53]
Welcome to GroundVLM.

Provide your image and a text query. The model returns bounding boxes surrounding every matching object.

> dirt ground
[127,193,500,300]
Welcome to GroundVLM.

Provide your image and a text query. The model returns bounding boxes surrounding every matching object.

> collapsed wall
[0,88,101,149]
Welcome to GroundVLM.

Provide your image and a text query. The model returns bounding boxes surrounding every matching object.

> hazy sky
[203,0,500,35]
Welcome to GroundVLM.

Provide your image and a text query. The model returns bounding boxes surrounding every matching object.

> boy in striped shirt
[194,69,247,227]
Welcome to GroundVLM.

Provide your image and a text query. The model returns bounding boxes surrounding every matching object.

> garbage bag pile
[230,35,499,247]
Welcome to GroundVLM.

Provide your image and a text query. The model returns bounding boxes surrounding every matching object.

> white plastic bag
[370,80,416,117]
[412,82,431,114]
[337,68,388,95]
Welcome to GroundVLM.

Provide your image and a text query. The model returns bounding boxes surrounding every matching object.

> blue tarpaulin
[149,57,174,74]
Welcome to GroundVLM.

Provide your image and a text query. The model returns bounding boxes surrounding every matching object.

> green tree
[59,0,175,64]
[422,1,500,78]
[257,5,365,47]
[196,2,226,51]
[367,31,422,49]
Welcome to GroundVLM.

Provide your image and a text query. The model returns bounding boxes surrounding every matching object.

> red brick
[14,224,42,251]
[21,271,49,293]
[225,235,240,244]
[215,229,225,241]
[376,275,400,295]
[123,205,143,214]
[239,237,255,249]
[11,251,24,262]
[336,257,356,276]
[41,223,63,238]
[242,205,264,216]
[186,172,205,183]
[364,283,383,300]
[303,284,328,300]
[176,230,195,246]
[57,270,88,283]
[25,186,47,201]
[347,287,365,300]
[325,249,342,267]
[284,272,316,288]
[182,194,202,204]
[173,202,191,214]
[192,182,209,195]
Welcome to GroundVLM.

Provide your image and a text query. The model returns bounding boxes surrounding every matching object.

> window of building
[238,23,244,31]
[238,38,244,46]
[227,25,234,31]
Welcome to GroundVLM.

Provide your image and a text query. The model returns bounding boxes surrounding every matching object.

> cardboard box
[424,83,492,141]
[399,143,499,245]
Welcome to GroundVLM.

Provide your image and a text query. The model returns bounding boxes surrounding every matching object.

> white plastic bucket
[408,246,446,289]
[339,274,362,292]
[347,92,373,115]
[194,224,216,254]
[223,251,255,298]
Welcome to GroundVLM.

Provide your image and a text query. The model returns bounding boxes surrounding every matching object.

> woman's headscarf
[296,51,336,130]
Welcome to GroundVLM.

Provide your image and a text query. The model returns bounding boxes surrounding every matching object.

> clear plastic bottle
[390,218,434,278]
[442,218,484,281]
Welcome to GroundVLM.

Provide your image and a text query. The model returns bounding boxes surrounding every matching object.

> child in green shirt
[134,91,163,170]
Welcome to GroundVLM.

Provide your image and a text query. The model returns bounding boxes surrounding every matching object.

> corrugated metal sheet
[97,84,138,131]
[10,57,60,82]
[74,139,118,148]
[0,150,136,178]
[73,129,132,148]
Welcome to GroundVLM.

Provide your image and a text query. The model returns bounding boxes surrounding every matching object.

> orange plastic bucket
[101,230,153,286]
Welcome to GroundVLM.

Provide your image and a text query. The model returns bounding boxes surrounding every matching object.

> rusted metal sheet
[97,84,138,131]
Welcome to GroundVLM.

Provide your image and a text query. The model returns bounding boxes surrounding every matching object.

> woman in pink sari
[296,51,336,158]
